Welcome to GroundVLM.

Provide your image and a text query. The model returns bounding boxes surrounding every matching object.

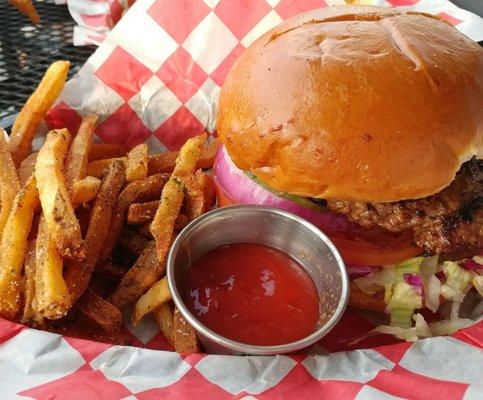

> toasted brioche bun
[217,6,483,202]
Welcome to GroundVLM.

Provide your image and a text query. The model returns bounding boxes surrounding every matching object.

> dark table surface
[452,0,483,17]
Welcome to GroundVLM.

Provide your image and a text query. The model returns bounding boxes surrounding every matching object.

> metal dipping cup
[166,205,349,355]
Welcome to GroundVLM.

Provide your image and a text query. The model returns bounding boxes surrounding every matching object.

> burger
[214,6,482,339]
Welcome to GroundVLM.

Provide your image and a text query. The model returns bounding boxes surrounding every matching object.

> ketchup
[182,243,319,346]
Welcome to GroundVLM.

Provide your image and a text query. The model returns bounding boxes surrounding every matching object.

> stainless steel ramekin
[166,205,349,355]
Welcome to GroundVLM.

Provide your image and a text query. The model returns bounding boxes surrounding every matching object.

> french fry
[35,129,84,259]
[150,134,207,265]
[0,128,21,240]
[8,61,70,165]
[18,152,38,186]
[119,227,150,255]
[76,204,91,238]
[88,143,127,161]
[173,307,200,353]
[109,241,165,308]
[86,139,217,179]
[65,114,98,188]
[0,176,39,319]
[148,138,218,175]
[138,223,153,238]
[127,201,159,225]
[65,160,126,302]
[154,302,174,347]
[129,203,189,229]
[98,173,169,263]
[196,170,214,213]
[35,216,72,320]
[21,240,44,326]
[9,0,40,24]
[132,276,171,325]
[69,176,101,208]
[174,214,189,232]
[96,263,127,280]
[126,143,148,183]
[87,158,118,178]
[77,288,122,331]
[185,174,205,221]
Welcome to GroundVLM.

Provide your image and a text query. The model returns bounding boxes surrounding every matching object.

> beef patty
[327,159,482,256]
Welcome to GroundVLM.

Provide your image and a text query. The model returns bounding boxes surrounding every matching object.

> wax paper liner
[3,0,483,398]
[66,0,483,46]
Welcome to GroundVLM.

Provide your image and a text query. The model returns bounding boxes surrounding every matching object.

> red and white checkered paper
[3,0,483,398]
[67,0,483,46]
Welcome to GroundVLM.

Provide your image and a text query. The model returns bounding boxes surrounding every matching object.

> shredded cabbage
[440,261,472,318]
[470,272,483,296]
[394,257,424,279]
[386,281,422,328]
[429,318,474,336]
[351,254,481,342]
[473,255,483,265]
[353,266,395,299]
[420,256,441,312]
[370,314,474,342]
[413,313,432,338]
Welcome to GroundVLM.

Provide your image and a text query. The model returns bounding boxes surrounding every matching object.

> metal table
[0,0,95,127]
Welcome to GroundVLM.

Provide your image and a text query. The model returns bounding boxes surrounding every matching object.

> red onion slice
[213,145,353,233]
[346,263,374,280]
[463,259,483,270]
[404,274,423,295]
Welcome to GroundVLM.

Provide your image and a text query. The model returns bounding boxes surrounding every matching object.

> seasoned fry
[185,174,205,221]
[173,307,200,353]
[89,143,127,161]
[0,128,21,240]
[87,158,119,178]
[148,138,218,175]
[154,302,174,347]
[98,173,169,263]
[174,214,189,232]
[138,223,153,238]
[65,114,98,188]
[127,201,159,225]
[36,129,84,259]
[150,134,207,265]
[129,204,188,230]
[9,0,40,25]
[77,288,122,331]
[196,170,214,213]
[35,216,72,320]
[76,205,91,238]
[21,240,44,325]
[69,176,101,208]
[132,276,171,325]
[0,176,39,319]
[86,139,217,179]
[8,61,70,165]
[126,143,148,183]
[96,263,126,280]
[18,152,38,186]
[65,160,126,302]
[119,227,150,255]
[109,241,166,308]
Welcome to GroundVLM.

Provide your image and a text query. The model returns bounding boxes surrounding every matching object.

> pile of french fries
[0,61,216,353]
